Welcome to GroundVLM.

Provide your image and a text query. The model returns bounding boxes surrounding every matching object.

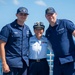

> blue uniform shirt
[45,19,75,64]
[29,35,49,59]
[0,19,32,68]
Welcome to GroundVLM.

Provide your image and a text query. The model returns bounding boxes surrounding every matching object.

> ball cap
[45,7,56,14]
[33,22,45,30]
[16,7,29,15]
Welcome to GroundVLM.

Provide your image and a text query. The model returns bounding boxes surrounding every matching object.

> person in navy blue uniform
[0,7,32,75]
[45,7,75,75]
[28,22,50,75]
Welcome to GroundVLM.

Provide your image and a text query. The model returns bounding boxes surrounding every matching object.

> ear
[16,14,18,17]
[55,13,57,16]
[43,29,44,32]
[45,15,47,18]
[33,29,36,33]
[45,15,46,17]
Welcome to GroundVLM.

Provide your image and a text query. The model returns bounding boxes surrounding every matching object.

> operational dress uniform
[28,22,49,75]
[0,19,32,75]
[45,18,75,75]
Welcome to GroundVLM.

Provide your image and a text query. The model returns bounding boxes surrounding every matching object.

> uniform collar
[56,19,60,25]
[12,19,26,30]
[49,19,60,28]
[15,19,25,27]
[34,35,44,40]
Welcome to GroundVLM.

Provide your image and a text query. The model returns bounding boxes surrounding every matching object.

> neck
[49,20,56,27]
[36,35,41,40]
[37,37,41,40]
[17,20,24,26]
[50,22,55,27]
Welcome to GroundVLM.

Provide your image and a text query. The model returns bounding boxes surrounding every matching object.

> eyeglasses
[19,13,28,16]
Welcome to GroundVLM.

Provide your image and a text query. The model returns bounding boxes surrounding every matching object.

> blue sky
[0,0,75,34]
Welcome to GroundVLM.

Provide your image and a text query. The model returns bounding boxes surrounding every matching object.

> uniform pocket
[57,29,65,35]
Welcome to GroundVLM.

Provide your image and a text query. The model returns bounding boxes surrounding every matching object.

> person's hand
[2,63,10,73]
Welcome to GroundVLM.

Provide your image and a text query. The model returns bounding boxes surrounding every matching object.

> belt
[29,58,46,62]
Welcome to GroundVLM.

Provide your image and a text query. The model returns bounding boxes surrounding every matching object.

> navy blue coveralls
[0,19,32,75]
[45,19,75,75]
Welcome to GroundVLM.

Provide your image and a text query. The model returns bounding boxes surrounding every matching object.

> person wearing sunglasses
[45,7,75,75]
[0,7,32,75]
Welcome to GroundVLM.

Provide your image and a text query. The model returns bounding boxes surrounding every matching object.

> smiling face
[16,12,28,24]
[34,28,44,39]
[45,13,57,26]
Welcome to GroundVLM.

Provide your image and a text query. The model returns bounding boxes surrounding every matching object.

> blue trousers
[29,59,49,75]
[53,58,75,75]
[3,61,28,75]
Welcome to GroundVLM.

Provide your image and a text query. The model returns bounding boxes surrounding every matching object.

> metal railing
[47,50,54,75]
[0,50,54,75]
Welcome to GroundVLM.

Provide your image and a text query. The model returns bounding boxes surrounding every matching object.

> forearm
[0,40,7,65]
[1,50,7,65]
[0,40,10,73]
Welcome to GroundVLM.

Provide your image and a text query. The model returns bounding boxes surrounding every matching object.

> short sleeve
[66,20,75,33]
[0,25,10,42]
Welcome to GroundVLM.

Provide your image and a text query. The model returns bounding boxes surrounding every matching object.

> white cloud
[0,0,6,4]
[35,0,47,6]
[13,0,19,5]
